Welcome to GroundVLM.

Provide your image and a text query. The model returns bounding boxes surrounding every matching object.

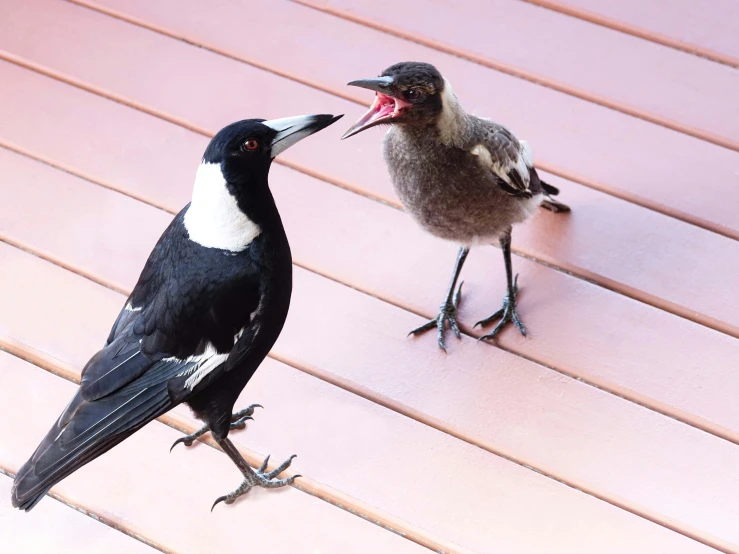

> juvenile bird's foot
[170,404,262,451]
[409,282,464,352]
[211,454,300,510]
[475,275,527,340]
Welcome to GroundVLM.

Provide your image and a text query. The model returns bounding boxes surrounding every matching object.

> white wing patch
[174,325,250,390]
[519,139,534,167]
[171,342,230,391]
[471,140,534,191]
[184,162,261,252]
[124,302,142,313]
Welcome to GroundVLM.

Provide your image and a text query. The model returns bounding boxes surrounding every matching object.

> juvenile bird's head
[342,62,459,139]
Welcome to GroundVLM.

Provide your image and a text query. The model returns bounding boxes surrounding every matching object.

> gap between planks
[0,53,737,341]
[5,225,739,452]
[0,466,173,554]
[56,0,739,242]
[519,0,739,69]
[1,239,737,554]
[4,136,739,443]
[0,338,467,554]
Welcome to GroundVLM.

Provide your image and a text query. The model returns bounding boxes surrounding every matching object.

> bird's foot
[211,454,300,510]
[475,275,527,340]
[409,282,464,352]
[170,404,263,451]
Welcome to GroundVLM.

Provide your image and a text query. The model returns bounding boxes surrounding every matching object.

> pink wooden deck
[0,1,738,552]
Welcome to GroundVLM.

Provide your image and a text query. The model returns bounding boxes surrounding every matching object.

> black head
[203,114,343,184]
[342,62,445,138]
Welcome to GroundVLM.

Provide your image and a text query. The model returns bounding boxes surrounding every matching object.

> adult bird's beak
[342,76,411,139]
[264,114,343,158]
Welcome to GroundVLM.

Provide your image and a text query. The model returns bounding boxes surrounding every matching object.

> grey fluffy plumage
[344,61,569,350]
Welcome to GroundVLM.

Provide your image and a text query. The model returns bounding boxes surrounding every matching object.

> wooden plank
[291,0,739,150]
[1,61,739,447]
[0,351,428,554]
[524,0,739,67]
[52,0,739,244]
[1,184,739,551]
[0,13,737,338]
[0,472,158,554]
[2,345,709,554]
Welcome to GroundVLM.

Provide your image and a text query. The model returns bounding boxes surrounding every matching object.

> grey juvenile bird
[343,61,569,351]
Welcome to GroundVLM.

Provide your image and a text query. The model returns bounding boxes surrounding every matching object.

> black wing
[12,210,262,510]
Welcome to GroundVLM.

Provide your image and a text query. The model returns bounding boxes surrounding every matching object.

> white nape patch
[437,78,466,146]
[184,162,261,252]
[124,302,142,313]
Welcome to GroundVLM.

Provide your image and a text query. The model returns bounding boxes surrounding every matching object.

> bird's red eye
[245,139,259,151]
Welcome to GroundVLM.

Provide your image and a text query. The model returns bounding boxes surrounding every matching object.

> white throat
[437,78,467,146]
[183,162,261,252]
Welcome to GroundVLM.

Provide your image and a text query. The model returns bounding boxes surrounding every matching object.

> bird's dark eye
[244,139,259,151]
[405,89,423,101]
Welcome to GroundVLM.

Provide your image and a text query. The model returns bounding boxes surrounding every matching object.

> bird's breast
[382,131,537,243]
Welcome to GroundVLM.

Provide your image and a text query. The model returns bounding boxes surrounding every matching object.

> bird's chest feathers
[184,162,261,252]
[384,130,476,196]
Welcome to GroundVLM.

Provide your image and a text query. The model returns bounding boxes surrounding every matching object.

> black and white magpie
[11,113,342,511]
[342,61,569,351]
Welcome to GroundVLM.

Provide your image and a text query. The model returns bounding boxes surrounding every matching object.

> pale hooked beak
[263,114,343,157]
[342,76,411,139]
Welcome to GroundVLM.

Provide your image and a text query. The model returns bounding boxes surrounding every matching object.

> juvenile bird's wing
[12,212,261,510]
[470,121,539,198]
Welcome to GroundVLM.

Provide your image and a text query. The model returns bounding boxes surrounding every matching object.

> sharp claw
[258,455,271,473]
[437,330,448,352]
[475,308,503,328]
[170,436,193,452]
[265,461,293,480]
[231,415,253,430]
[244,404,263,416]
[211,495,228,512]
[409,319,438,336]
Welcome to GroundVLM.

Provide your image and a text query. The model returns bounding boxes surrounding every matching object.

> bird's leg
[476,229,527,340]
[211,437,299,510]
[170,404,262,451]
[410,246,469,352]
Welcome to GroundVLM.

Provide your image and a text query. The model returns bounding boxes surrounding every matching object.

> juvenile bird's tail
[541,181,561,196]
[539,179,571,213]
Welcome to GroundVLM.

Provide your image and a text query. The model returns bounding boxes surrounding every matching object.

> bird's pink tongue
[357,94,396,126]
[342,93,408,139]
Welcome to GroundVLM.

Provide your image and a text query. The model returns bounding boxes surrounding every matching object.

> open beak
[342,77,411,139]
[264,114,343,158]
